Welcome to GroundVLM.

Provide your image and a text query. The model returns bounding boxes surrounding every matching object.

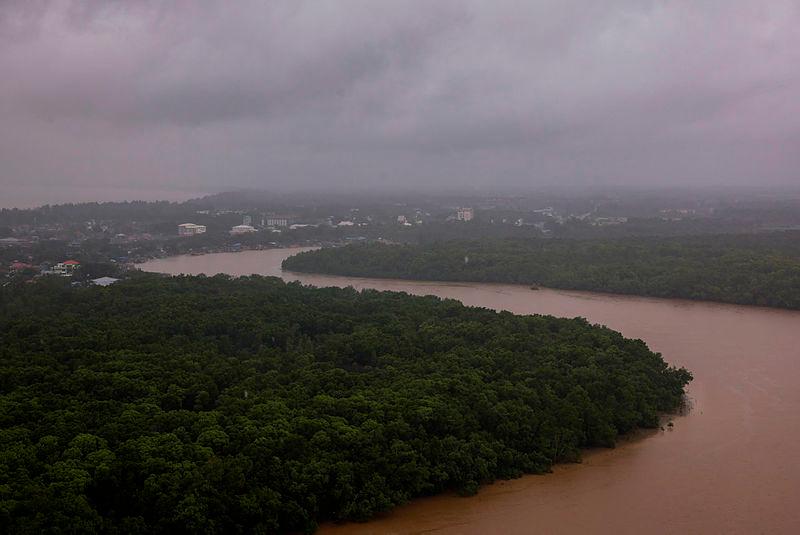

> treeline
[283,232,800,309]
[0,276,690,533]
[0,201,194,227]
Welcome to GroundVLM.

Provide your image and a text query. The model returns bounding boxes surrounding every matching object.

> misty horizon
[6,182,800,211]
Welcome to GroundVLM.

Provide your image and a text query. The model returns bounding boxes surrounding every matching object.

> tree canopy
[283,233,800,309]
[0,275,690,533]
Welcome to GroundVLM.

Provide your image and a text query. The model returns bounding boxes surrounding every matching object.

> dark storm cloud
[1,0,799,198]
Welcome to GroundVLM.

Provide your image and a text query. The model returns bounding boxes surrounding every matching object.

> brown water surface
[140,249,800,534]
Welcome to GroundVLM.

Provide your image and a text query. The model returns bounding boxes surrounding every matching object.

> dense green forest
[0,276,690,533]
[283,232,800,309]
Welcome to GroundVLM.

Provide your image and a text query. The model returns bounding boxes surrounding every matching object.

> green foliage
[0,275,690,532]
[283,233,800,309]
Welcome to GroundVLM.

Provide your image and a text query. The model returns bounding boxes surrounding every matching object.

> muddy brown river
[140,248,800,534]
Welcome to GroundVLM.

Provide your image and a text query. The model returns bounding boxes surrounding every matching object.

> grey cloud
[1,0,799,200]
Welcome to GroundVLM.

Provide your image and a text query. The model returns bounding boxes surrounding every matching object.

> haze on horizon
[1,0,799,207]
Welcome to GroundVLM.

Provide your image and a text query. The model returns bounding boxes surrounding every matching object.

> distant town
[3,188,800,285]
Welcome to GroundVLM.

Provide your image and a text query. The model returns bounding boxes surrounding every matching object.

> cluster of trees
[283,232,800,309]
[0,275,690,533]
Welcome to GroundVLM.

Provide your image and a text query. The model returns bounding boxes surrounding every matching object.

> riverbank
[137,247,800,535]
[320,424,667,534]
[282,238,800,311]
[132,241,319,265]
[3,269,693,533]
[139,248,790,317]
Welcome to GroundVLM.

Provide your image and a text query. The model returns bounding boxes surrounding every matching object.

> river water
[139,249,800,534]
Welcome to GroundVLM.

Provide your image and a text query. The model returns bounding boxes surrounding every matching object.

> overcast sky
[1,0,798,205]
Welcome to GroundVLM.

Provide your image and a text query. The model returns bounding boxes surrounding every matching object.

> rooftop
[91,277,120,287]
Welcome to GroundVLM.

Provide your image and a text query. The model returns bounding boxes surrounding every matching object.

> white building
[243,215,252,226]
[230,224,257,235]
[91,276,119,287]
[53,260,81,276]
[266,217,288,227]
[456,207,474,221]
[178,223,207,236]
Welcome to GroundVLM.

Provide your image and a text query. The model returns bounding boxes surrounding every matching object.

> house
[456,207,474,221]
[10,261,35,272]
[53,260,80,276]
[90,277,119,287]
[230,225,257,235]
[178,223,207,236]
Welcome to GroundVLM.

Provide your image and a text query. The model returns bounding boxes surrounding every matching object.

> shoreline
[282,266,800,313]
[133,247,800,533]
[139,249,699,532]
[318,414,683,533]
[131,242,318,265]
[139,248,800,316]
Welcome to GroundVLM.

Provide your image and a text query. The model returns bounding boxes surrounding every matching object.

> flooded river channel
[140,249,800,534]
